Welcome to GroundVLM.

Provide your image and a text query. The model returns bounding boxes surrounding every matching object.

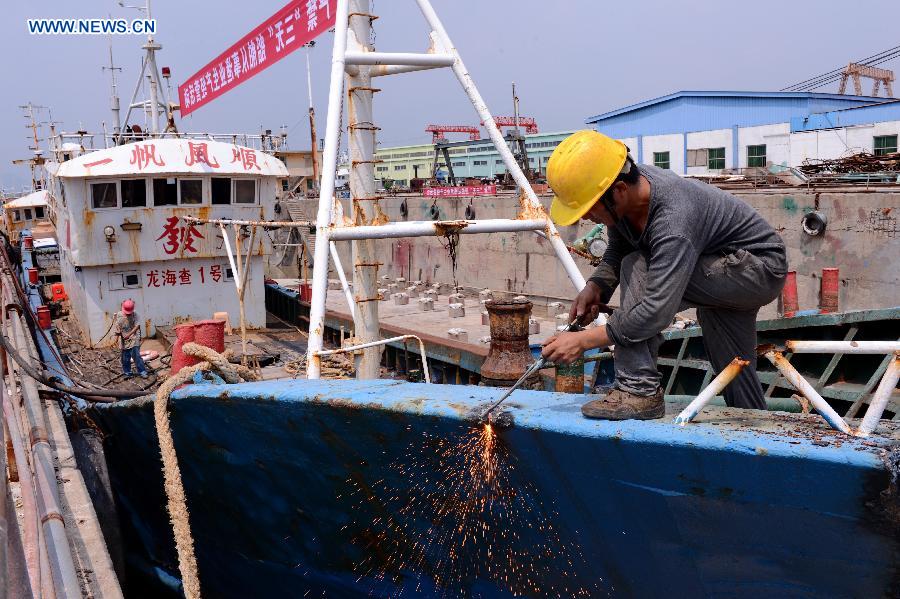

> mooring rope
[154,342,259,599]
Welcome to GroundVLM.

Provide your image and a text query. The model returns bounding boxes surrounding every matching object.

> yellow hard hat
[547,130,628,226]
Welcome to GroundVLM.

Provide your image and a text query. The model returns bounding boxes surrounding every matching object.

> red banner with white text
[423,185,498,198]
[179,0,336,117]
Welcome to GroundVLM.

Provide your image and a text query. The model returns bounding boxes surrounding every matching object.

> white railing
[675,341,900,437]
[304,0,598,379]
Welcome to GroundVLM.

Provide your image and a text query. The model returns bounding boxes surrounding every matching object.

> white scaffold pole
[347,0,382,379]
[306,0,351,380]
[413,0,595,318]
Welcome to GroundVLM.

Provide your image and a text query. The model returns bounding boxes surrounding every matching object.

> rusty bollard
[481,299,539,387]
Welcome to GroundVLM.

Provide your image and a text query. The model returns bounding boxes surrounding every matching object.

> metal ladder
[305,0,599,379]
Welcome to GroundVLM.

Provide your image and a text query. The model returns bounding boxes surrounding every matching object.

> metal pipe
[306,0,351,380]
[2,376,41,596]
[329,218,547,241]
[316,334,431,384]
[9,313,81,597]
[371,63,446,77]
[329,241,357,320]
[344,51,454,67]
[857,352,900,436]
[219,224,241,296]
[763,350,852,435]
[183,216,314,228]
[785,340,900,354]
[413,0,590,300]
[673,357,749,424]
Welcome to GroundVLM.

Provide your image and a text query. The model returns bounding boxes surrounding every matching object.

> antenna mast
[118,0,169,138]
[103,39,124,136]
[305,43,320,193]
[17,102,48,190]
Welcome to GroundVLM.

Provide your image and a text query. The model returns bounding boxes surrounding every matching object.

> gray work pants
[613,249,787,409]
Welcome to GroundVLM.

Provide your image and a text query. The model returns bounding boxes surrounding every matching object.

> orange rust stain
[516,188,549,221]
[127,227,141,263]
[723,357,751,374]
[83,210,95,228]
[371,202,390,226]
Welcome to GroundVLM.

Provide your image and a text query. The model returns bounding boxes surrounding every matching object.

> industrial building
[587,91,900,175]
[373,130,573,186]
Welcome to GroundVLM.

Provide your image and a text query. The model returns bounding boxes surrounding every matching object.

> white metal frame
[317,334,431,384]
[305,0,594,379]
[674,341,900,437]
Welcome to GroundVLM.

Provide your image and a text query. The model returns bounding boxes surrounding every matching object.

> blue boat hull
[95,380,900,597]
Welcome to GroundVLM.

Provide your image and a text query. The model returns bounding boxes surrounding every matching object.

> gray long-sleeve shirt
[589,164,786,345]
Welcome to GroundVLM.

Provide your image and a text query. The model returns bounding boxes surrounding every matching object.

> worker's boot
[581,387,665,421]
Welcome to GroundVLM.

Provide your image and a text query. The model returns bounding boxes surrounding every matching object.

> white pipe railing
[329,241,357,320]
[857,353,900,436]
[307,0,599,380]
[316,334,431,384]
[673,357,748,424]
[413,0,590,298]
[763,350,853,435]
[328,219,547,241]
[344,51,454,67]
[786,340,900,354]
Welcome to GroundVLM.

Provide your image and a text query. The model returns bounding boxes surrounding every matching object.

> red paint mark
[83,158,113,168]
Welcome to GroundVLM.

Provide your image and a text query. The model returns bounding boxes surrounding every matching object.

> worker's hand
[541,331,589,365]
[569,281,610,325]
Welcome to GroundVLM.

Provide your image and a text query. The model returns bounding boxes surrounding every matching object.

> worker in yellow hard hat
[541,130,788,420]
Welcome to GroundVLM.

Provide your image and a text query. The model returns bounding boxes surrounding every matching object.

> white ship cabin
[51,138,287,346]
[3,189,53,244]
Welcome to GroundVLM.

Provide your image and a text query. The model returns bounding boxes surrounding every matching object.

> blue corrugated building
[585,91,900,174]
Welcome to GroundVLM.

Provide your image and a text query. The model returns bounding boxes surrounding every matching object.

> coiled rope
[154,342,259,599]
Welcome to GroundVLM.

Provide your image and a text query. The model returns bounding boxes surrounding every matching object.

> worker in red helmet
[115,299,148,379]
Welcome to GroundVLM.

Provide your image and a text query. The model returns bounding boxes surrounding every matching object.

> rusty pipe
[857,352,900,437]
[674,357,749,424]
[763,350,852,435]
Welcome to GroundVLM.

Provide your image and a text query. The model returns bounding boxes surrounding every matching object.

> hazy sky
[2,0,899,188]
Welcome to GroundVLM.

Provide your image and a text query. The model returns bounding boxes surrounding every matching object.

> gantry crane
[424,124,481,143]
[839,63,894,97]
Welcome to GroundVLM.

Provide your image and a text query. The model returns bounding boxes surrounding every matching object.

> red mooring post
[781,271,799,317]
[193,319,226,353]
[170,323,198,376]
[820,268,840,313]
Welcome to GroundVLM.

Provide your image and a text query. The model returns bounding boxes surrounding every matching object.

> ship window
[153,178,177,206]
[34,207,45,219]
[12,210,20,222]
[24,209,33,220]
[91,182,118,209]
[121,179,147,208]
[233,179,256,204]
[179,179,203,205]
[108,270,141,290]
[211,178,231,205]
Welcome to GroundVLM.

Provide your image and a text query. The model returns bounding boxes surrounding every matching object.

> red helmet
[121,299,135,315]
